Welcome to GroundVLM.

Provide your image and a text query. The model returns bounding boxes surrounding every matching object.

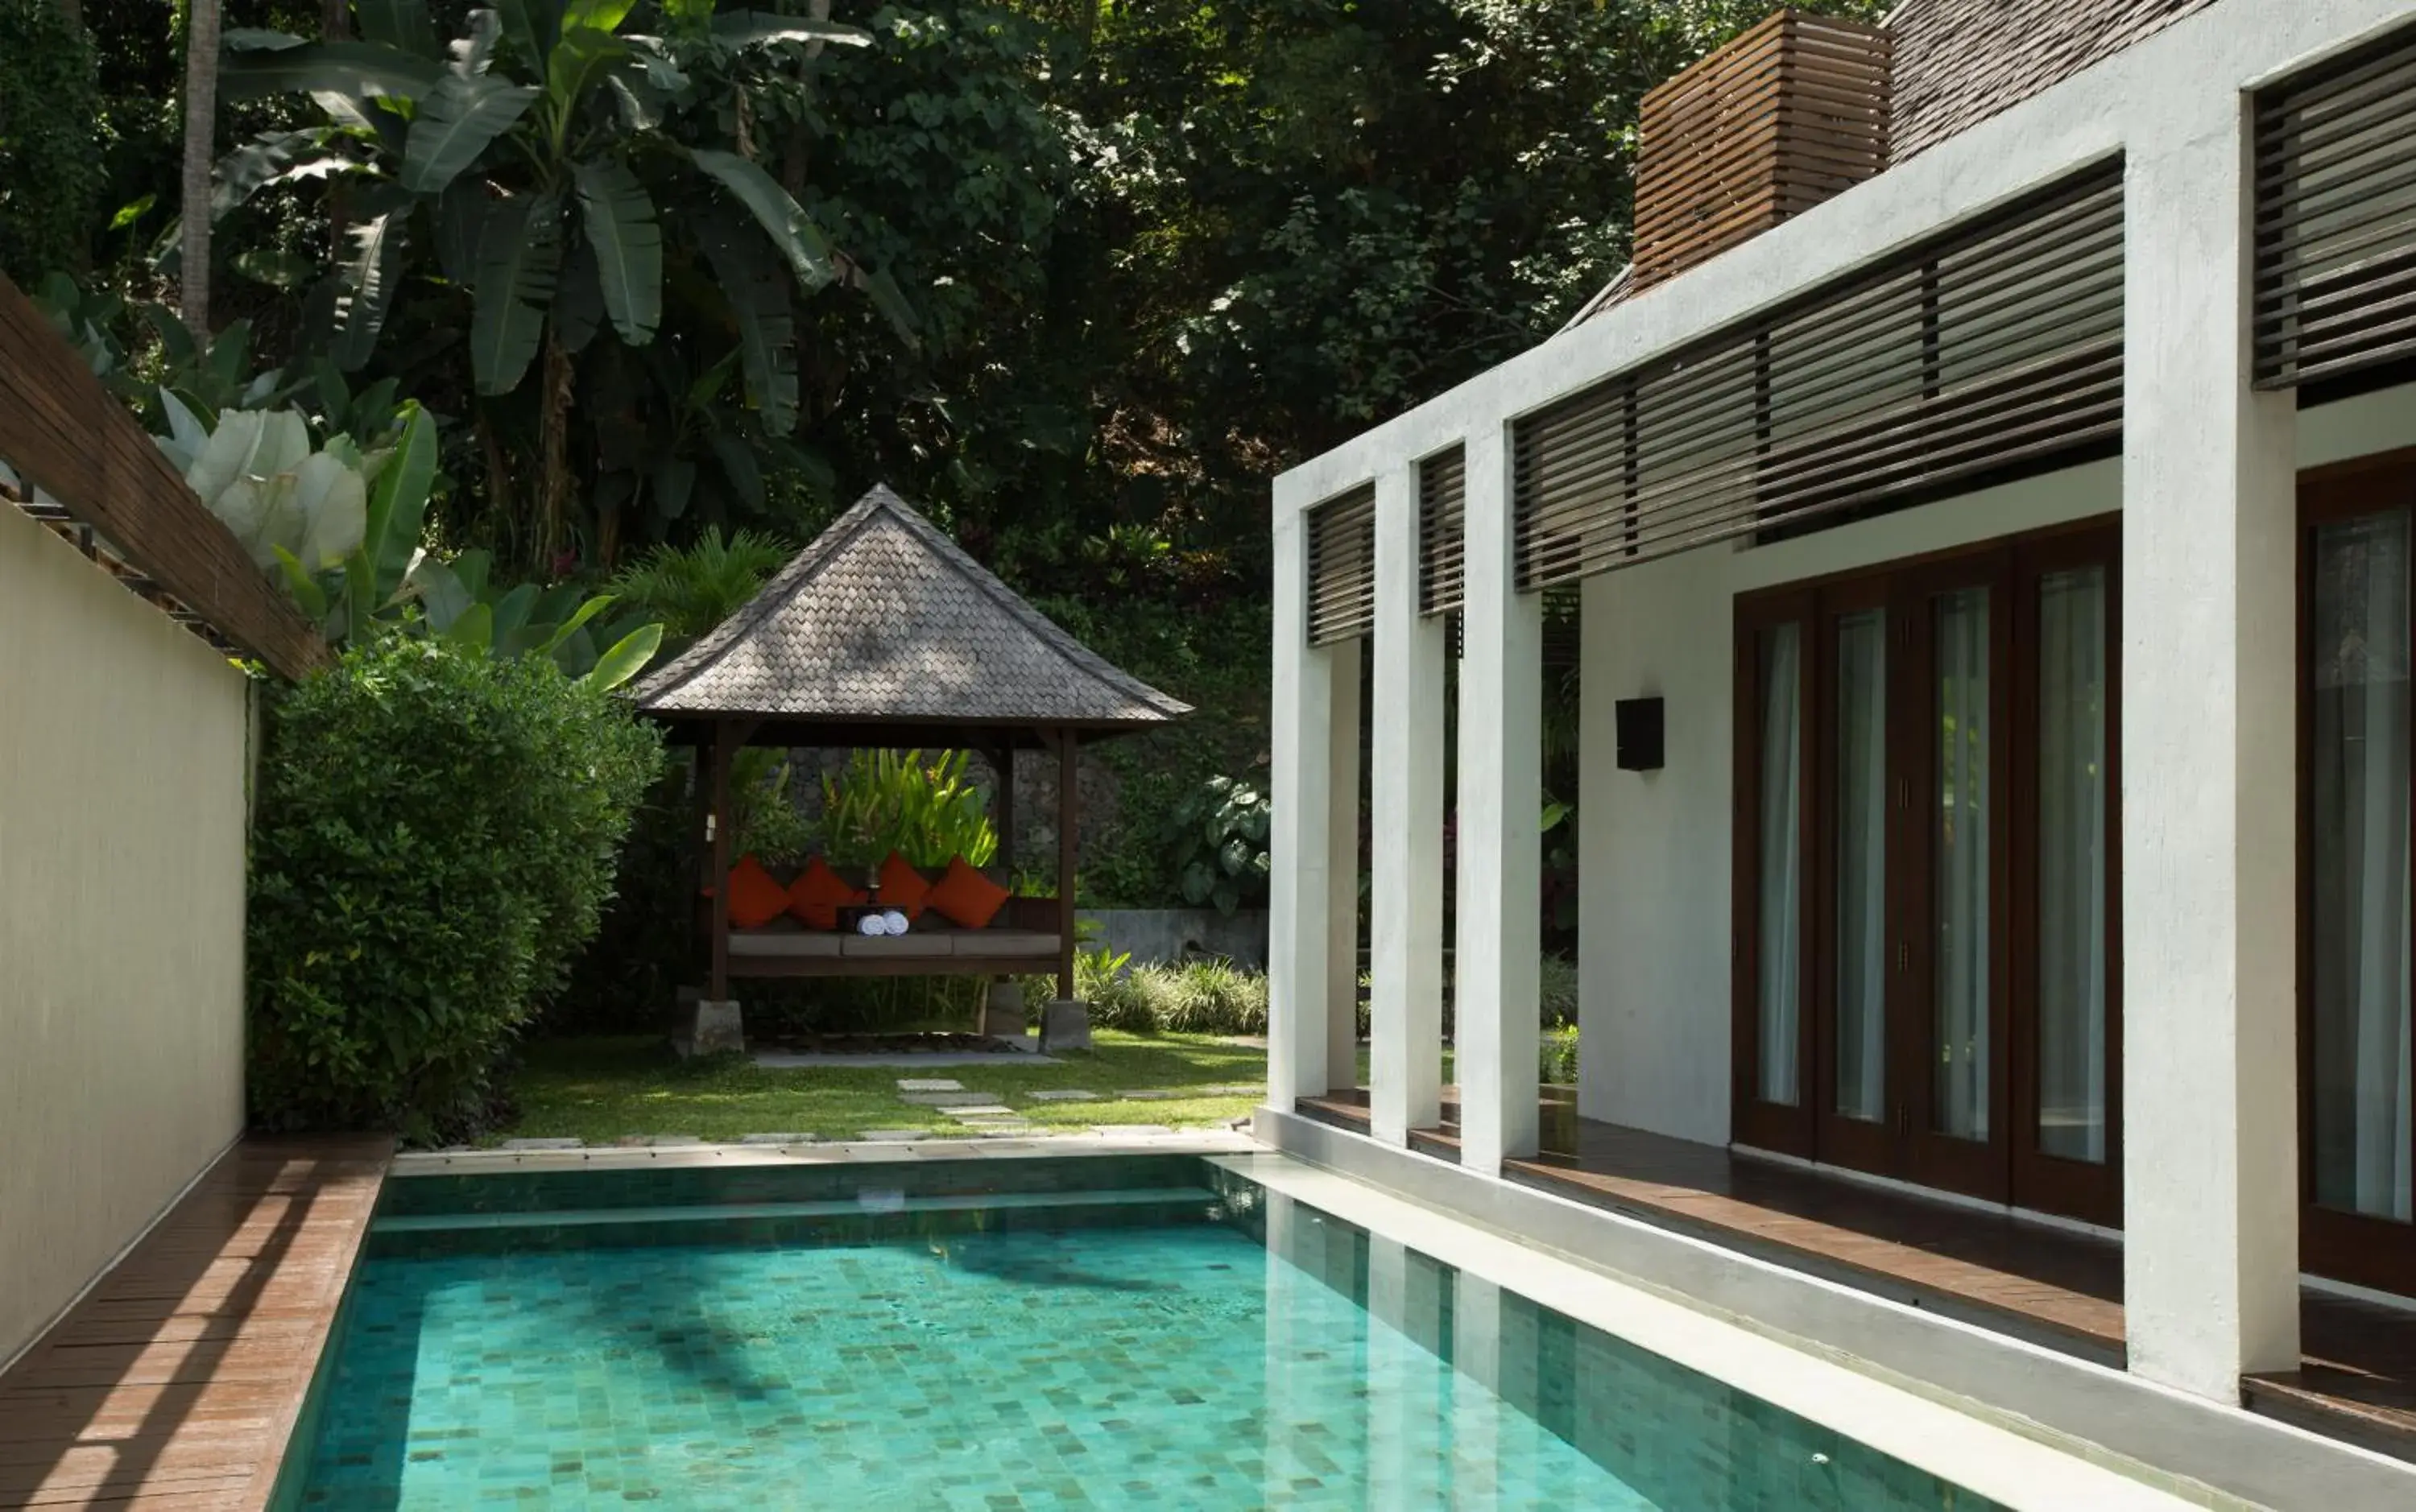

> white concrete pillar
[1456,423,1544,1174]
[1269,499,1336,1107]
[2120,107,2301,1398]
[1327,643,1364,1093]
[1371,461,1448,1141]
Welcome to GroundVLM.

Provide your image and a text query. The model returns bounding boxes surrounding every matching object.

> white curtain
[2036,568,2108,1163]
[1934,589,1991,1142]
[2313,515,2414,1223]
[1835,611,1889,1124]
[1757,625,1802,1106]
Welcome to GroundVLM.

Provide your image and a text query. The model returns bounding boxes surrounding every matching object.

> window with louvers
[1418,447,1467,618]
[2253,24,2416,390]
[1305,484,1376,646]
[1514,162,2125,590]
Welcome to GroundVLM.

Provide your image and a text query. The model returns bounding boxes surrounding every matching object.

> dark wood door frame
[1897,550,2017,1204]
[1812,572,1904,1180]
[1734,516,2124,1226]
[2298,446,2416,1295]
[1733,590,1818,1159]
[2009,524,2124,1227]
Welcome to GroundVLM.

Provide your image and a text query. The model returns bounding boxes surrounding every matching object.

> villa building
[1265,0,2416,1487]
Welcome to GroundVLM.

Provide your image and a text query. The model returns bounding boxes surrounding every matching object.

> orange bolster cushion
[726,854,791,930]
[788,855,868,931]
[925,854,1011,931]
[876,850,933,922]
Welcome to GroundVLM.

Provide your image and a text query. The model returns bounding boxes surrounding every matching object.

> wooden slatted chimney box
[1631,10,1892,293]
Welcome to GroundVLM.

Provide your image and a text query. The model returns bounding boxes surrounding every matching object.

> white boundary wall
[0,505,252,1366]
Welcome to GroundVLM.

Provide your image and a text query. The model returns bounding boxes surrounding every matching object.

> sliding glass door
[2011,535,2121,1222]
[2302,456,2416,1295]
[1733,522,2120,1221]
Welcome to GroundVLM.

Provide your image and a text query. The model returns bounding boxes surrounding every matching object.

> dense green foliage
[0,0,101,281]
[43,0,1883,573]
[817,748,999,868]
[1159,772,1271,915]
[247,635,664,1137]
[608,527,796,644]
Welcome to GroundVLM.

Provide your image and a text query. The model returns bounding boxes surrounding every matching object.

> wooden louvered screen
[2253,23,2416,389]
[1305,484,1376,646]
[1418,447,1467,618]
[1516,162,2124,589]
[1632,9,1891,292]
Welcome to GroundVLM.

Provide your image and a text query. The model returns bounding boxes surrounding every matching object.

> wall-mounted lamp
[1615,697,1665,771]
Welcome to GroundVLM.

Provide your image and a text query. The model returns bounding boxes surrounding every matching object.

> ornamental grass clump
[246,635,663,1140]
[1077,953,1268,1036]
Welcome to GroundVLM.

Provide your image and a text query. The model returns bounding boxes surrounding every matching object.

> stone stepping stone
[1024,1089,1099,1102]
[738,1133,815,1145]
[613,1134,701,1147]
[939,1105,1018,1119]
[500,1138,582,1151]
[896,1078,964,1093]
[856,1130,929,1143]
[901,1089,999,1107]
[1201,1084,1265,1096]
[1116,1089,1189,1101]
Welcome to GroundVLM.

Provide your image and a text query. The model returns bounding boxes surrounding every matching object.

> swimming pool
[291,1154,2002,1509]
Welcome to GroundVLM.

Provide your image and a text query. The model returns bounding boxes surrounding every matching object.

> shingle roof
[1889,0,2215,163]
[631,485,1193,730]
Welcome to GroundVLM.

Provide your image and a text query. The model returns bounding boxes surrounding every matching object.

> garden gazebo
[631,484,1190,1031]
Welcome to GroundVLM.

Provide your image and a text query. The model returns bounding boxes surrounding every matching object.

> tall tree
[217,0,912,571]
[179,0,220,330]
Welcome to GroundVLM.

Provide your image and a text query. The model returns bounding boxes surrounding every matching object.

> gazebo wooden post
[708,719,734,1004]
[1056,727,1077,1002]
[994,742,1016,876]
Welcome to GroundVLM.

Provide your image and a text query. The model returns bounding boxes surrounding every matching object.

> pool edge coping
[387,1128,1263,1176]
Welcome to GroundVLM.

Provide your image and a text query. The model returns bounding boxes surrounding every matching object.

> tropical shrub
[818,749,996,869]
[733,749,817,864]
[609,527,795,647]
[1539,953,1580,1029]
[1160,772,1271,915]
[247,634,664,1138]
[1541,1025,1581,1085]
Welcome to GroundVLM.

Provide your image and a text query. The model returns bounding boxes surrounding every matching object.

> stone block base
[672,996,745,1058]
[983,980,1028,1039]
[1038,998,1091,1052]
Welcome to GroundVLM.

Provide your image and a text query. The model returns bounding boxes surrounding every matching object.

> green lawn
[495,1032,1270,1145]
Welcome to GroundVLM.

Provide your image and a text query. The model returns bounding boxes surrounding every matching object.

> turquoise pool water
[294,1159,2000,1510]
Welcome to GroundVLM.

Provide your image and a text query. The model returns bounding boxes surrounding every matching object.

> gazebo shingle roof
[631,485,1193,731]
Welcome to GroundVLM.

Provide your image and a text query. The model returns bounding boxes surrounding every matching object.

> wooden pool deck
[1297,1087,2416,1466]
[0,1134,391,1511]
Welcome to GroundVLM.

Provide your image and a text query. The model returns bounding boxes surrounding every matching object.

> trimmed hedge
[246,636,662,1139]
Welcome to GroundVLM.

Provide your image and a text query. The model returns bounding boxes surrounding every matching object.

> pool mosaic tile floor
[297,1175,1999,1510]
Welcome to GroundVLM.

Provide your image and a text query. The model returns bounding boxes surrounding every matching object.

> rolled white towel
[856,912,886,937]
[881,909,909,936]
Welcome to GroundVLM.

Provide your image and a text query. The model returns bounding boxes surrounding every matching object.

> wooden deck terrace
[0,1135,391,1510]
[1298,1087,2416,1466]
